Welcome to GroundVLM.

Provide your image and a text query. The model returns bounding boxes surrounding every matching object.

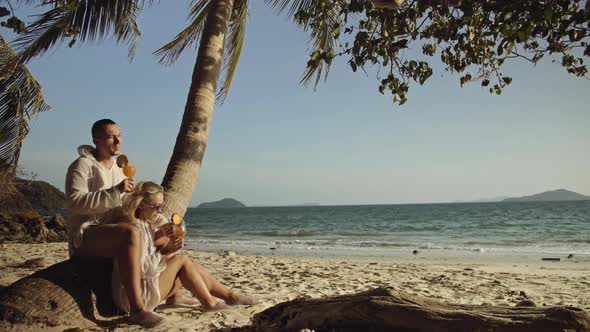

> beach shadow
[0,258,123,327]
[156,301,201,311]
[70,256,121,318]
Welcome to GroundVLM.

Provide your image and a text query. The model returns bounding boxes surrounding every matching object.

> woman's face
[139,192,164,220]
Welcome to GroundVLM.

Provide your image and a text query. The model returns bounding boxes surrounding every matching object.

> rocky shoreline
[0,179,68,244]
[0,212,67,243]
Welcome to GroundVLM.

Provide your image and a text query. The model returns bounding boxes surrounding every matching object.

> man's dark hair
[91,119,117,138]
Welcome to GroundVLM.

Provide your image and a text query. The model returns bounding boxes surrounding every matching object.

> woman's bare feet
[165,292,200,306]
[201,300,230,312]
[128,309,165,328]
[226,291,257,306]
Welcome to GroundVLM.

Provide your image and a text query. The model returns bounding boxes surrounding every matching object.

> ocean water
[181,201,590,257]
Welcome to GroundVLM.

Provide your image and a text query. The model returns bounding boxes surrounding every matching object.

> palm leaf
[217,0,248,103]
[12,0,143,64]
[0,35,50,172]
[265,0,319,19]
[299,2,339,89]
[154,0,212,65]
[264,0,339,88]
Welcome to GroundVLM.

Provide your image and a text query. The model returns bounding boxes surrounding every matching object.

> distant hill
[1,178,65,216]
[503,189,590,202]
[197,198,246,208]
[1,178,68,243]
[15,179,66,215]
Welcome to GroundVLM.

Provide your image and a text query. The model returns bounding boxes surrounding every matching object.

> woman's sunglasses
[142,202,162,212]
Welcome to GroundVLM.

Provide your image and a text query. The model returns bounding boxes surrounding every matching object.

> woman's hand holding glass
[159,223,174,237]
[168,234,184,252]
[171,213,185,254]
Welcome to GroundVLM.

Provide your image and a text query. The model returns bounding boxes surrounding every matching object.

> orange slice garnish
[171,213,182,225]
[116,154,129,168]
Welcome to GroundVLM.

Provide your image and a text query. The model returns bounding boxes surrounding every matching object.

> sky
[11,2,590,207]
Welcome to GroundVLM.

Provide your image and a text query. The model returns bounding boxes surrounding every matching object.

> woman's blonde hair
[118,181,164,222]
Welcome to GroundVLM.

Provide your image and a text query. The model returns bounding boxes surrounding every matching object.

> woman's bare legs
[159,255,256,308]
[164,278,200,305]
[190,260,256,305]
[76,223,164,327]
[159,255,227,310]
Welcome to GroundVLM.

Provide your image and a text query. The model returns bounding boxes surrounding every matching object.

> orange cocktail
[117,155,135,178]
[123,165,136,177]
[171,213,186,237]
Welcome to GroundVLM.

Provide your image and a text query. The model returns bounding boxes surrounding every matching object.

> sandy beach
[1,242,589,331]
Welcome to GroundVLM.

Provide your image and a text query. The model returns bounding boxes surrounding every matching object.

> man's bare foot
[201,300,230,312]
[128,309,165,328]
[226,292,257,306]
[165,292,200,306]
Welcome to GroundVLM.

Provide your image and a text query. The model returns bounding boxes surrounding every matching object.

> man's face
[93,124,121,156]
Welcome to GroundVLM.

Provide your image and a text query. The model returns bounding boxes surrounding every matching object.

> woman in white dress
[105,181,255,318]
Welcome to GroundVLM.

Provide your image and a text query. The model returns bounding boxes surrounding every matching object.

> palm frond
[263,1,339,88]
[300,2,339,88]
[153,0,212,65]
[11,5,73,65]
[217,0,248,103]
[113,2,142,60]
[0,35,50,172]
[265,0,318,19]
[13,0,143,64]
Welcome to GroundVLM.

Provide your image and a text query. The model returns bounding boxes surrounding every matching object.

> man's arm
[65,160,122,215]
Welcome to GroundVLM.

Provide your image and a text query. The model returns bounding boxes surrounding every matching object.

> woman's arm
[154,226,183,255]
[154,229,169,249]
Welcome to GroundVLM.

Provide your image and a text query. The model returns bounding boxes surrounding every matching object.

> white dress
[111,219,167,313]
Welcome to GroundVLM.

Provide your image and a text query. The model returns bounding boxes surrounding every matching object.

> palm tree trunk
[161,0,235,217]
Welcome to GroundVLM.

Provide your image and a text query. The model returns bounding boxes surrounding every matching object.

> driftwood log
[245,288,590,332]
[0,258,119,327]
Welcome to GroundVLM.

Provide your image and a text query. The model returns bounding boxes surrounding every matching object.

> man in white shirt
[65,119,164,327]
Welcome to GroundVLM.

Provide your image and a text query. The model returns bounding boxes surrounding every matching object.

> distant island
[197,198,246,208]
[453,196,508,203]
[503,189,590,202]
[471,196,509,203]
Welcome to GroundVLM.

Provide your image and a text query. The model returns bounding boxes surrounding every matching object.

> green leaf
[2,16,26,34]
[543,8,553,21]
[568,30,583,42]
[0,6,10,18]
